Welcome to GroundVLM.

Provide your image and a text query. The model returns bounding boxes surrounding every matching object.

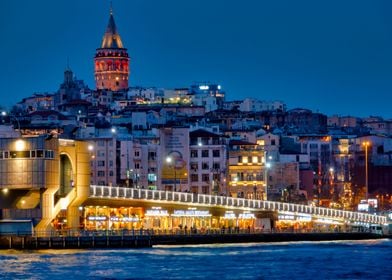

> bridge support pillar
[65,141,91,232]
[67,205,80,232]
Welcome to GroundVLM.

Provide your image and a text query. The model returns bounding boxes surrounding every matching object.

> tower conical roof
[100,10,124,49]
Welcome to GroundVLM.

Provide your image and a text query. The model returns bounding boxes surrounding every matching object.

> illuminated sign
[358,199,378,212]
[87,216,107,221]
[358,201,369,212]
[224,211,236,219]
[278,213,311,221]
[110,216,139,222]
[278,215,295,220]
[239,212,255,219]
[145,209,169,217]
[172,210,211,217]
[122,217,140,222]
[297,214,312,221]
[315,218,342,225]
[199,85,209,90]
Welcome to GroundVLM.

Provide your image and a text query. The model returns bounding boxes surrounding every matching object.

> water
[0,239,391,279]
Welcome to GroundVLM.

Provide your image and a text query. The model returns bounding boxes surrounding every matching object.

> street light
[362,141,371,200]
[210,167,221,195]
[1,111,21,136]
[87,144,96,184]
[264,162,271,200]
[126,169,135,188]
[166,156,177,192]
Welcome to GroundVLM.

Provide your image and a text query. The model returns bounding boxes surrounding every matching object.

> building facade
[227,140,265,199]
[189,129,227,195]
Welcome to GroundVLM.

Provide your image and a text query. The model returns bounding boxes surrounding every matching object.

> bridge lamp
[15,139,26,151]
[1,111,21,135]
[264,162,272,201]
[166,156,172,164]
[362,141,371,200]
[166,156,177,192]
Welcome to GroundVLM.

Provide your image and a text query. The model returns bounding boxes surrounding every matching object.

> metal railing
[89,185,387,225]
[26,227,379,238]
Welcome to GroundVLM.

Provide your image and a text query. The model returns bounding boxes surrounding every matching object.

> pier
[0,229,386,250]
[0,234,152,250]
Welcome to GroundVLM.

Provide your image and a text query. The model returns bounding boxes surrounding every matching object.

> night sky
[1,0,392,118]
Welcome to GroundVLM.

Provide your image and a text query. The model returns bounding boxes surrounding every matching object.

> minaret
[95,5,129,91]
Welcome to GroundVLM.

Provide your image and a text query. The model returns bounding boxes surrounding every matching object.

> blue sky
[1,0,392,118]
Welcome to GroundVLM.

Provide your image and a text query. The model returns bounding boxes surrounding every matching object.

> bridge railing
[89,185,387,225]
[27,226,377,239]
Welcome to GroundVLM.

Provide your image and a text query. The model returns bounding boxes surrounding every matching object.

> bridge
[88,185,387,225]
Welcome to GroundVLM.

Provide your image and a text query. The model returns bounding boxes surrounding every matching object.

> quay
[0,230,386,250]
[0,234,152,250]
[151,232,385,246]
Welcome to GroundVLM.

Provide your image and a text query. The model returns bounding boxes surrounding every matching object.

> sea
[0,239,391,280]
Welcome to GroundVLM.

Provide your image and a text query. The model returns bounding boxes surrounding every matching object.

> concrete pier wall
[0,232,385,250]
[0,235,152,249]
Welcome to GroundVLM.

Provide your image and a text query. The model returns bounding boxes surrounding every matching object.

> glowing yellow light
[362,141,370,147]
[15,139,25,151]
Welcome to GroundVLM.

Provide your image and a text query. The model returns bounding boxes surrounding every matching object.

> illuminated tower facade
[95,8,129,91]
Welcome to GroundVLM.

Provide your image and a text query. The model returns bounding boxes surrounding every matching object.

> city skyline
[1,0,392,118]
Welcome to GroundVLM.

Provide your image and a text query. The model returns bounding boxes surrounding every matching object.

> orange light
[362,141,370,147]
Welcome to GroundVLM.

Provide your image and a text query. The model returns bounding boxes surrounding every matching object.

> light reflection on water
[0,239,391,280]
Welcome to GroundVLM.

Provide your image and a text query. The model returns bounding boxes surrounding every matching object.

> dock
[0,232,386,250]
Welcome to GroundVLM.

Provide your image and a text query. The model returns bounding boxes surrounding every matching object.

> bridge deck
[89,185,387,225]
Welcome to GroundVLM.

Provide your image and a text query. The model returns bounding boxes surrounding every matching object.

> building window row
[95,170,114,177]
[190,162,221,172]
[190,174,212,182]
[232,173,263,181]
[0,150,54,159]
[190,149,222,158]
[238,156,262,164]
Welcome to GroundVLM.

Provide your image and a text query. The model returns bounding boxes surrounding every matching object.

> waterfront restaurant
[275,213,313,231]
[275,212,345,232]
[81,205,264,232]
[220,211,257,229]
[84,206,143,230]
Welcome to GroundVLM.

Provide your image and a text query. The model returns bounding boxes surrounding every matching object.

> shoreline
[0,232,387,250]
